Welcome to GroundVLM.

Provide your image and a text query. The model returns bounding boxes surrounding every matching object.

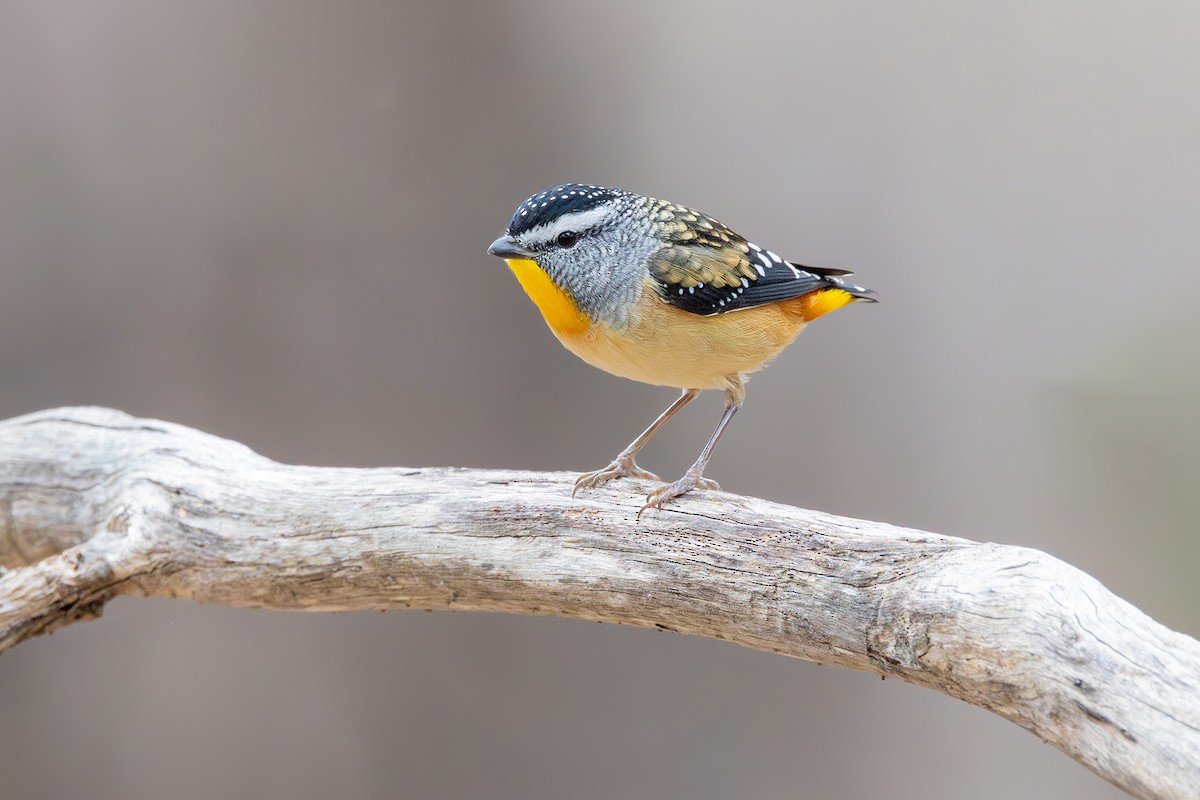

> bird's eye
[556,230,579,249]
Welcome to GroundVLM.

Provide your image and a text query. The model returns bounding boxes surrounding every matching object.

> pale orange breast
[552,292,808,390]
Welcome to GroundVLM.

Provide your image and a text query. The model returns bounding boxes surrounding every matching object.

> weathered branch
[1,407,1197,797]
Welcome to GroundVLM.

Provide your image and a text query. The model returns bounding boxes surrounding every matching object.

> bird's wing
[646,205,873,316]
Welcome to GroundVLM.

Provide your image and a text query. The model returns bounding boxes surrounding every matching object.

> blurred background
[1,2,1197,798]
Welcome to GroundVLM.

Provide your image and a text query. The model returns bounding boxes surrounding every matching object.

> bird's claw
[573,457,661,497]
[636,471,719,520]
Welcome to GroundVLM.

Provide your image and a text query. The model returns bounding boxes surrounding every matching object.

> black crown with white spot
[508,184,623,237]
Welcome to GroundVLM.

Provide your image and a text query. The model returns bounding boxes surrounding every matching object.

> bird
[487,183,875,518]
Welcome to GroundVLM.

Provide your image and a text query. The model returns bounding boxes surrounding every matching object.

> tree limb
[1,407,1197,798]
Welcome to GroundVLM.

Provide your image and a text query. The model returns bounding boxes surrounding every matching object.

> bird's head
[487,184,661,329]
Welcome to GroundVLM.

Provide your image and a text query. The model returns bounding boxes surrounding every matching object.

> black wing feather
[646,203,873,316]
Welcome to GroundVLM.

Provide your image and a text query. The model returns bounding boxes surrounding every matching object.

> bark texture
[1,407,1197,798]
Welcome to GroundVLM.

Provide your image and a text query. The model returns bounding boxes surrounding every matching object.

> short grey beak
[487,235,535,259]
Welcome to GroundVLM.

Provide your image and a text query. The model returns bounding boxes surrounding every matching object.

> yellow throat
[505,258,590,336]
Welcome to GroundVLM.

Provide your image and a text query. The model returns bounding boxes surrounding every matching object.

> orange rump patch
[790,288,857,322]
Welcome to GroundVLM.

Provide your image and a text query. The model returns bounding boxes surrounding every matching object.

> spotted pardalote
[488,183,874,516]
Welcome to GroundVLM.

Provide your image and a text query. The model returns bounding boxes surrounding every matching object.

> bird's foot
[573,455,661,497]
[637,469,719,520]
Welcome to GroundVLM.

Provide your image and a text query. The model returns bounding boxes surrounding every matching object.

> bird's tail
[790,263,877,322]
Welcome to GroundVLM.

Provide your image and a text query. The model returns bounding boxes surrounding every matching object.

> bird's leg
[574,389,700,496]
[638,380,743,519]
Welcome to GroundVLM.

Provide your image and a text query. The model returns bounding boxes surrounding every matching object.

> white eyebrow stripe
[521,205,613,245]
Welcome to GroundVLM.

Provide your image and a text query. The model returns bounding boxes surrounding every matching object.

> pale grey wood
[0,407,1196,798]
